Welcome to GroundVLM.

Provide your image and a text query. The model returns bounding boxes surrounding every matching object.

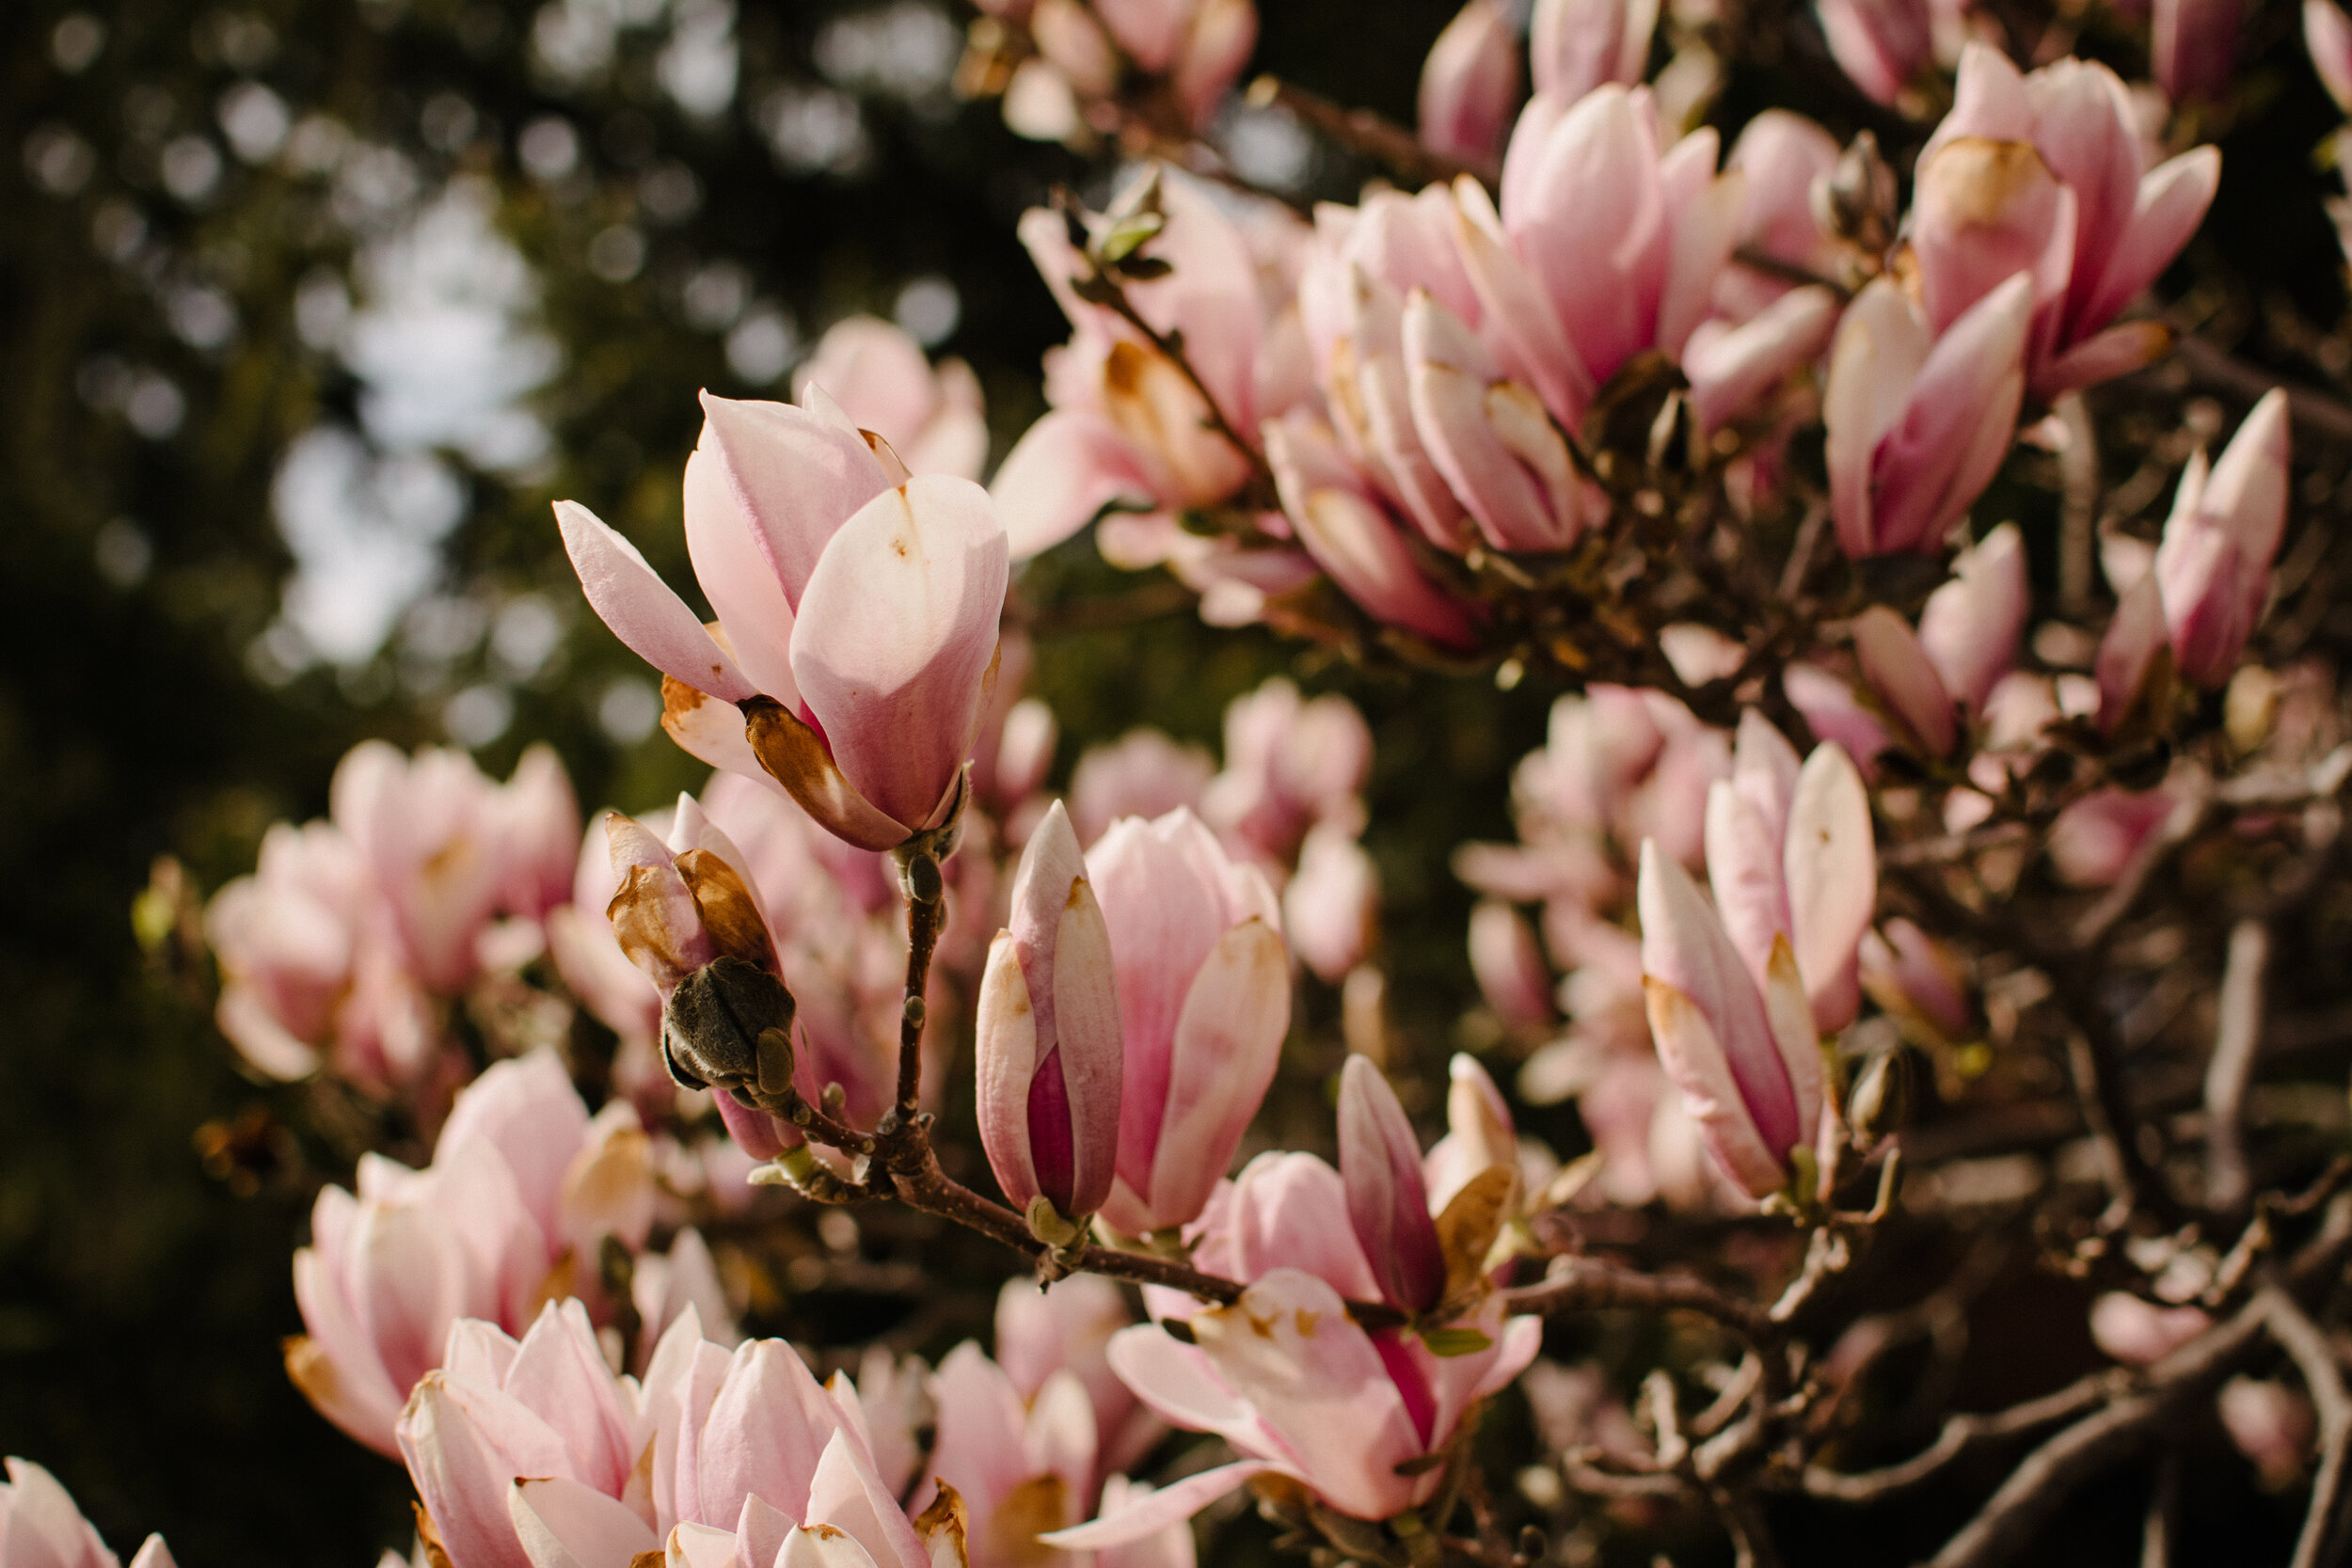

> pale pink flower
[1087,810,1288,1235]
[1824,274,2033,558]
[1816,0,1931,104]
[976,800,1125,1231]
[1070,730,1216,847]
[0,1459,174,1568]
[558,390,1009,854]
[2152,389,2292,687]
[1908,47,2220,396]
[1469,899,1555,1029]
[1050,1146,1539,1534]
[1529,0,1656,105]
[289,1053,653,1457]
[2219,1377,2316,1489]
[2088,1292,2211,1365]
[794,318,988,482]
[1859,917,1974,1039]
[1420,0,1523,168]
[1200,678,1373,866]
[1282,822,1380,983]
[1718,111,1842,321]
[996,1275,1160,1479]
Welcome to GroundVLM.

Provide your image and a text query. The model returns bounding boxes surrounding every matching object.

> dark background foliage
[0,0,2346,1560]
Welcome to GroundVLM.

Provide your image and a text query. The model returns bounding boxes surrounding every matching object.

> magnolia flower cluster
[287,1050,733,1456]
[204,741,580,1101]
[0,1460,173,1568]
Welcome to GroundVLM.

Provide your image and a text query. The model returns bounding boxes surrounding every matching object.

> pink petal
[1852,607,1958,756]
[1338,1057,1446,1314]
[1916,522,2028,712]
[1784,741,1875,1032]
[1043,1462,1279,1550]
[788,477,1009,832]
[684,449,801,710]
[1821,281,1931,559]
[990,409,1159,561]
[509,1477,660,1568]
[695,393,889,612]
[1419,0,1523,166]
[1448,177,1596,427]
[557,501,755,703]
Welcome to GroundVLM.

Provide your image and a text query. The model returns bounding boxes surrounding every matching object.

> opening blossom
[1637,719,1875,1198]
[558,388,1009,854]
[977,800,1125,1241]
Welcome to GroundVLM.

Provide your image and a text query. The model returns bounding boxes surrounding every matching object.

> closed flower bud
[977,800,1125,1235]
[1338,1056,1447,1314]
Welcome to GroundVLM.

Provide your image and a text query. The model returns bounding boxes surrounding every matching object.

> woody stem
[896,890,945,1118]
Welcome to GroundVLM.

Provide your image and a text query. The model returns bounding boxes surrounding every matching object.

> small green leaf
[1418,1327,1493,1357]
[1097,210,1164,264]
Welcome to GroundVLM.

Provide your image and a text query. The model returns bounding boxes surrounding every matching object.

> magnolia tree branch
[2204,920,2274,1215]
[2260,1286,2352,1568]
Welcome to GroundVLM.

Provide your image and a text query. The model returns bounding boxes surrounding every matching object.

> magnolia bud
[660,954,797,1104]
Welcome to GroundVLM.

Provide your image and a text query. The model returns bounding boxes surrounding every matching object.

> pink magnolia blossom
[1640,744,1874,1199]
[290,1052,655,1456]
[2047,784,2183,886]
[1282,822,1379,982]
[2152,389,2292,687]
[995,1275,1160,1479]
[1338,1057,1449,1313]
[923,1339,1189,1568]
[993,169,1303,561]
[1050,1146,1539,1535]
[1200,678,1373,867]
[1087,809,1289,1236]
[2088,1292,2211,1365]
[1824,273,2033,558]
[1529,0,1656,104]
[1907,47,2220,396]
[1859,917,1974,1039]
[2219,1377,2316,1489]
[794,317,988,482]
[1419,0,1523,168]
[402,1304,950,1568]
[558,388,1009,854]
[2094,573,2172,736]
[1003,0,1256,140]
[544,815,664,1058]
[977,800,1125,1232]
[0,1459,174,1568]
[1469,899,1555,1029]
[1263,411,1482,648]
[1070,729,1215,846]
[1816,0,1931,105]
[1718,111,1842,321]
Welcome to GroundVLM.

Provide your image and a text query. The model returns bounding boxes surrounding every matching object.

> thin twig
[2069,768,2214,952]
[1501,1255,1772,1341]
[1803,1370,2122,1502]
[2261,1286,2352,1568]
[2141,1449,2180,1568]
[2169,332,2352,446]
[895,893,945,1117]
[2204,920,2273,1215]
[2055,392,2099,618]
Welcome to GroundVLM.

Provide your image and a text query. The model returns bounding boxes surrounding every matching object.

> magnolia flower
[1851,523,2030,753]
[1419,0,1523,167]
[0,1459,173,1568]
[977,801,1124,1238]
[2088,1292,2211,1365]
[993,169,1298,559]
[289,1052,654,1455]
[544,815,665,1059]
[1087,809,1289,1236]
[2152,389,2292,687]
[1815,0,1931,105]
[1529,0,1656,105]
[2219,1377,2316,1489]
[996,0,1257,143]
[794,317,988,481]
[1200,678,1373,866]
[1907,47,2220,397]
[995,1275,1159,1480]
[1859,917,1974,1040]
[602,804,798,1132]
[1338,1057,1448,1314]
[558,389,1009,854]
[402,1304,952,1568]
[1637,724,1872,1197]
[1069,729,1216,846]
[1720,111,1843,318]
[1049,1146,1539,1537]
[1469,899,1556,1030]
[1824,273,2033,559]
